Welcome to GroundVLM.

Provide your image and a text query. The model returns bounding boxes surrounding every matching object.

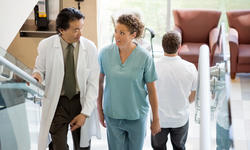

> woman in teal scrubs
[97,14,161,150]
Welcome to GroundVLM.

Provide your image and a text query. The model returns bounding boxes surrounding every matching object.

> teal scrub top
[99,44,157,120]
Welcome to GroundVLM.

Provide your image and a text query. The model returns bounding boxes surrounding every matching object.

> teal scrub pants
[105,115,147,150]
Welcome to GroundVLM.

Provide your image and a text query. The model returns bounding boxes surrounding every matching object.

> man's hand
[27,72,42,86]
[70,114,87,131]
[32,72,42,82]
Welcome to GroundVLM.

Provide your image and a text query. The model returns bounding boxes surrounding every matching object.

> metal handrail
[220,22,230,74]
[0,55,45,90]
[198,45,211,150]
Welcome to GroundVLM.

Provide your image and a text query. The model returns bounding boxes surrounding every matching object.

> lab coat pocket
[83,68,90,78]
[77,68,90,94]
[77,67,90,82]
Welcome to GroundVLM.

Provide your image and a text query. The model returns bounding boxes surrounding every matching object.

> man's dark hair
[56,7,85,33]
[162,31,181,54]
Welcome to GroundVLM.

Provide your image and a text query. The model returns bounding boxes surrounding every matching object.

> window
[99,0,250,53]
[98,0,167,53]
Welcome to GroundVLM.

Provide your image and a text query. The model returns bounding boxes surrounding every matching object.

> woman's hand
[147,82,161,135]
[97,73,106,127]
[97,103,106,127]
[151,119,161,136]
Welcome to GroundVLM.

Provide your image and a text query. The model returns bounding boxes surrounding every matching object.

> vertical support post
[199,45,211,150]
[166,0,171,31]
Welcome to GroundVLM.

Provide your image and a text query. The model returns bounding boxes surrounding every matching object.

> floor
[26,98,205,150]
[90,103,213,150]
[51,100,217,150]
[230,73,250,150]
[25,73,250,150]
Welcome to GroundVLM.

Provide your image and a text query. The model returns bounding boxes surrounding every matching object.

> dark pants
[49,94,90,150]
[151,121,189,150]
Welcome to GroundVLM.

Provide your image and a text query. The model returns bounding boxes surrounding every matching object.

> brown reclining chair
[227,10,250,79]
[173,9,222,67]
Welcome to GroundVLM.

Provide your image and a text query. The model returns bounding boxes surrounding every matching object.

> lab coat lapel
[76,38,88,95]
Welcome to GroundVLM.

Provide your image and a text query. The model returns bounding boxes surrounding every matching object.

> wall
[0,0,38,50]
[63,0,98,46]
[7,34,43,69]
[7,0,98,69]
[27,0,60,20]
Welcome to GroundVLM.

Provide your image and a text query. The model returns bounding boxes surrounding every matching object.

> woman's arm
[97,73,106,127]
[147,81,161,135]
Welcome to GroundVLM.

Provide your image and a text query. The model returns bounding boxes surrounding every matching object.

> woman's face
[114,23,136,48]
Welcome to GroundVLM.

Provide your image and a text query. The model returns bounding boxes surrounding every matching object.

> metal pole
[166,0,171,31]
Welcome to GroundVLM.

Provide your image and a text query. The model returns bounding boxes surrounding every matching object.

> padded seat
[173,9,221,67]
[226,10,250,79]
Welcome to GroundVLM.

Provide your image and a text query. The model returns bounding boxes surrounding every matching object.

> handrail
[198,45,211,150]
[220,22,230,74]
[220,22,228,62]
[0,55,45,90]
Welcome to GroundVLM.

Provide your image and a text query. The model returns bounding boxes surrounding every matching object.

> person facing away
[97,14,161,150]
[151,31,197,150]
[32,7,100,150]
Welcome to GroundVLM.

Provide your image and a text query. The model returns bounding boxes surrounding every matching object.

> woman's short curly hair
[162,31,182,54]
[117,14,144,39]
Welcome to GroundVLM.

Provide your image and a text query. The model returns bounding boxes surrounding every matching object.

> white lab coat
[33,35,101,150]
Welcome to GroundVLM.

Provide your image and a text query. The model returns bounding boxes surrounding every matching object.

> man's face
[60,18,84,43]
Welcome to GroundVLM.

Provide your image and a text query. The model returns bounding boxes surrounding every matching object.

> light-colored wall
[0,0,38,50]
[28,0,59,20]
[7,33,43,69]
[63,0,98,46]
[7,0,98,69]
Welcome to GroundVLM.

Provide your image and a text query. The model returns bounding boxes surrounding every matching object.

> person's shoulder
[135,38,151,51]
[179,58,197,73]
[155,56,165,65]
[40,34,58,44]
[136,45,151,58]
[38,34,59,48]
[180,58,195,67]
[98,44,116,59]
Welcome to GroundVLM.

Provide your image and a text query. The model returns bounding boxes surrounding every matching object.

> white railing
[198,45,211,150]
[220,22,230,72]
[0,55,45,91]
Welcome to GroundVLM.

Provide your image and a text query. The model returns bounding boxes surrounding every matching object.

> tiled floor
[81,103,216,150]
[230,73,250,150]
[26,102,205,150]
[25,73,250,150]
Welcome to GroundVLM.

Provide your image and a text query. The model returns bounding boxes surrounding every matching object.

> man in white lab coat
[32,7,100,150]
